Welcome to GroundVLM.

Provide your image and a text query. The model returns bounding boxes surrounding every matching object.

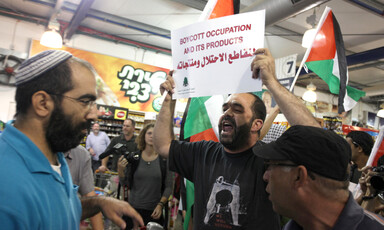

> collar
[2,121,66,183]
[285,193,364,230]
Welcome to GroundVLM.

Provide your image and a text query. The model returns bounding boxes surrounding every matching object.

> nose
[86,105,98,121]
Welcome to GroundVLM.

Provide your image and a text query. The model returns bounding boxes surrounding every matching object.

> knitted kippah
[15,50,73,86]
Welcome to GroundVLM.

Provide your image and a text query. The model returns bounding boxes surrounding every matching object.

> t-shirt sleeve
[77,148,94,195]
[169,140,205,182]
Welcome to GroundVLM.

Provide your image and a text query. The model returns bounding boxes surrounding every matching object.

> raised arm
[153,73,176,158]
[251,48,320,128]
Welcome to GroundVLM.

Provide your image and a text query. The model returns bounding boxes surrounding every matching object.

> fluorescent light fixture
[40,29,63,48]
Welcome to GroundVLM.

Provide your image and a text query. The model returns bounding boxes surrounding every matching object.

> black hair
[346,131,374,156]
[247,93,266,135]
[125,118,136,127]
[248,93,266,122]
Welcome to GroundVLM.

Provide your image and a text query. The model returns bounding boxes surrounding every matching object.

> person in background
[86,122,110,172]
[0,50,143,229]
[253,125,384,229]
[356,155,384,216]
[154,48,319,230]
[346,131,374,184]
[118,123,174,230]
[100,118,138,172]
[65,145,104,230]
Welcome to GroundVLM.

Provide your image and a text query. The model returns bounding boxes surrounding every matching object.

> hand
[98,165,108,173]
[359,165,375,195]
[151,204,163,219]
[89,148,96,156]
[118,155,128,170]
[99,197,144,229]
[251,48,277,87]
[117,155,128,178]
[159,71,175,101]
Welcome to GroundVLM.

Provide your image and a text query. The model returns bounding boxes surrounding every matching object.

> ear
[31,91,55,118]
[251,118,263,133]
[292,165,310,189]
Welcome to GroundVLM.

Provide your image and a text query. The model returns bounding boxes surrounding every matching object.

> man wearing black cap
[0,50,143,229]
[346,131,374,183]
[154,48,320,230]
[253,125,384,229]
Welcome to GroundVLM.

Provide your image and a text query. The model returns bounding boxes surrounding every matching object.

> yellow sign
[30,40,169,112]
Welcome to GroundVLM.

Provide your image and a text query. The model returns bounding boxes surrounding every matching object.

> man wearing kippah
[253,125,384,229]
[0,50,144,229]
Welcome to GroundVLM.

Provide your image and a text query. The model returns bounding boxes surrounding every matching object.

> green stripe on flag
[306,60,365,101]
[306,60,340,94]
[184,96,213,139]
[346,85,365,101]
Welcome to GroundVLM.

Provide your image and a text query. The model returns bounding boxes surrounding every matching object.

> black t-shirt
[169,140,280,230]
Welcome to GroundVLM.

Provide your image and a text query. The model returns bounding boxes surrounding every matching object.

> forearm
[154,97,176,158]
[101,157,109,167]
[267,80,319,127]
[81,196,104,220]
[84,191,104,230]
[260,106,279,140]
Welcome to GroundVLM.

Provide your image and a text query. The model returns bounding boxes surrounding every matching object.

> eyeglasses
[264,161,316,180]
[50,93,96,110]
[352,141,360,148]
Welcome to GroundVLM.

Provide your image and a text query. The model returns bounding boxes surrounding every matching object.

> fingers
[160,72,176,96]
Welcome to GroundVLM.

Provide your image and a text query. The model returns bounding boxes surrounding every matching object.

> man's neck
[353,156,368,169]
[14,119,58,165]
[124,133,134,141]
[296,192,348,230]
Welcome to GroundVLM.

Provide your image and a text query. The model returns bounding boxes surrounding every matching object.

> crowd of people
[0,47,383,230]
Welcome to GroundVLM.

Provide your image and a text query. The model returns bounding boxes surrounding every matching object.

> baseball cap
[15,50,73,86]
[253,125,351,181]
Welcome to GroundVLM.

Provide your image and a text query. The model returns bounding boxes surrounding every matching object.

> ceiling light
[302,28,317,48]
[40,29,63,48]
[302,82,317,103]
[302,9,317,48]
[40,19,62,48]
[377,109,384,118]
[378,104,384,118]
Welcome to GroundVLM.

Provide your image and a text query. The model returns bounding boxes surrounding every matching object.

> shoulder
[361,210,384,228]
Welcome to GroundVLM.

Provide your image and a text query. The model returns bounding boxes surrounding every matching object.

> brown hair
[136,123,155,151]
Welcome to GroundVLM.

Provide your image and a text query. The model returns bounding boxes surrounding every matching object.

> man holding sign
[154,48,319,230]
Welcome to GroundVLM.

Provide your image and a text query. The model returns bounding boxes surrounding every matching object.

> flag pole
[289,6,332,93]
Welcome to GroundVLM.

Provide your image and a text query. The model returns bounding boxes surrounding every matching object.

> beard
[46,106,91,153]
[219,116,253,151]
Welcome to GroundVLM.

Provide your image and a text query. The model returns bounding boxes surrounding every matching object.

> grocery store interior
[0,0,384,229]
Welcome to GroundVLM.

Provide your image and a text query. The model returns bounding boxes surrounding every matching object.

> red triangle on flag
[306,11,336,62]
[209,0,234,19]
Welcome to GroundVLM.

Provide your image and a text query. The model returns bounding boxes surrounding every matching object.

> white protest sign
[171,10,265,99]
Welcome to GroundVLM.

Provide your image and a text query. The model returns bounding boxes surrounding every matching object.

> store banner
[30,40,169,112]
[171,10,265,99]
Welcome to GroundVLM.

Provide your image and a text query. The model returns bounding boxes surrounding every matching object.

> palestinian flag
[180,1,238,229]
[303,6,365,113]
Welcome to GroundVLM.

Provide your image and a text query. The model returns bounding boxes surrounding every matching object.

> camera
[370,165,384,192]
[123,150,140,163]
[99,143,139,163]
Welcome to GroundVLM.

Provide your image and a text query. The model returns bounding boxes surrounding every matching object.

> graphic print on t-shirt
[204,176,242,228]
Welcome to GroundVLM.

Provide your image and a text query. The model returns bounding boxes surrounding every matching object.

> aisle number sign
[30,40,169,112]
[275,54,297,90]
